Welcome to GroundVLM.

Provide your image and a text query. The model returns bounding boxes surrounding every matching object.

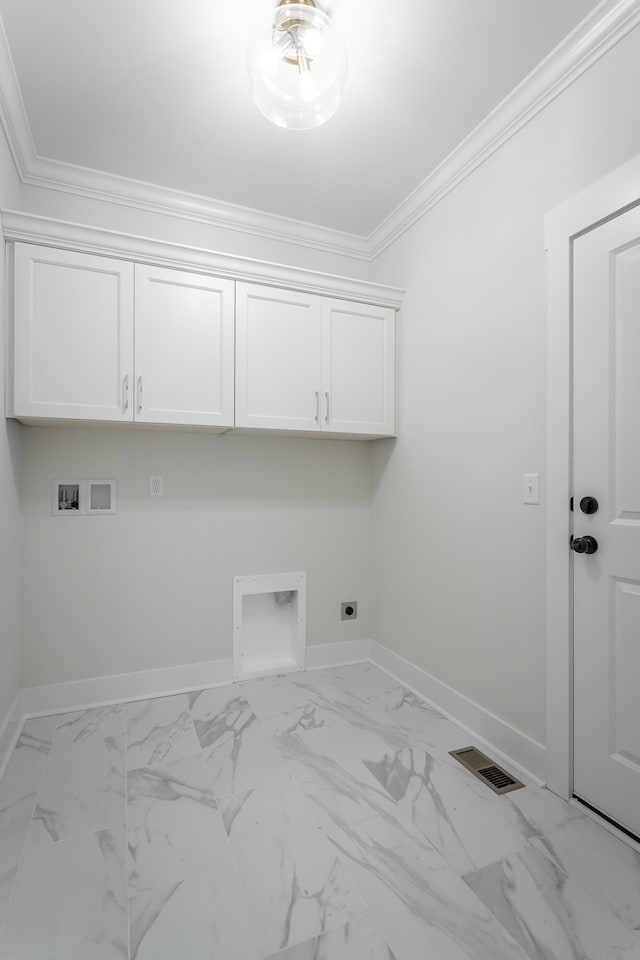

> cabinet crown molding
[1,210,404,310]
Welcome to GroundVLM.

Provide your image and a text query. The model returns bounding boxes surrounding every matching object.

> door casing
[545,152,640,800]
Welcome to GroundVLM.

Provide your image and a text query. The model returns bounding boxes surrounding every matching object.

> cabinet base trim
[1,211,404,308]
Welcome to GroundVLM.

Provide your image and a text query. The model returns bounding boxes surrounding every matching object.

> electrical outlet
[149,475,163,497]
[341,601,357,621]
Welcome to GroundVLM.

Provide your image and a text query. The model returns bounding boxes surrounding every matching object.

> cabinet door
[235,283,322,431]
[134,265,234,428]
[322,299,395,436]
[13,243,134,421]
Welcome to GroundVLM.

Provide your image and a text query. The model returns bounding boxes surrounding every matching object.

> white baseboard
[306,638,371,670]
[17,644,371,722]
[0,691,24,782]
[5,640,545,792]
[370,641,546,786]
[21,658,234,718]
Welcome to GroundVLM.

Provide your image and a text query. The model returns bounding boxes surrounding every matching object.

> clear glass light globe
[248,3,347,131]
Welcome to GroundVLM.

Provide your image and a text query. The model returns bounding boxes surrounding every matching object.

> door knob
[579,496,599,515]
[570,535,598,555]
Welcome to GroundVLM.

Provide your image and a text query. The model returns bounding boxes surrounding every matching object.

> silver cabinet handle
[325,391,330,424]
[137,376,143,413]
[314,390,320,423]
[123,374,129,412]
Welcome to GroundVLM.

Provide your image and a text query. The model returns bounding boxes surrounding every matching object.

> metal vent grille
[449,747,524,795]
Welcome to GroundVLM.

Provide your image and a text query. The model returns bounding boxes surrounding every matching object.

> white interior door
[134,265,234,428]
[573,203,640,838]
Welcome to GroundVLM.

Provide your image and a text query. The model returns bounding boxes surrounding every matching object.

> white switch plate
[149,475,163,497]
[523,473,540,505]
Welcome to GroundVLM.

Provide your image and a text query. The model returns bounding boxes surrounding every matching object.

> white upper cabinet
[7,219,401,439]
[322,298,395,436]
[134,265,234,428]
[235,283,323,431]
[13,243,134,422]
[236,283,395,437]
[12,246,234,430]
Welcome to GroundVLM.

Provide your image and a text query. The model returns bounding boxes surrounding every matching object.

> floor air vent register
[449,747,524,795]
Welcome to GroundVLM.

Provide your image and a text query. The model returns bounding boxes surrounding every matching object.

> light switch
[523,473,540,505]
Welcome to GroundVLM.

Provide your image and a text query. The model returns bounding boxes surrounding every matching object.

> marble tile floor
[0,663,639,959]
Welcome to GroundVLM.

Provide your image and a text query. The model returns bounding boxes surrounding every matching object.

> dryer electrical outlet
[341,601,358,621]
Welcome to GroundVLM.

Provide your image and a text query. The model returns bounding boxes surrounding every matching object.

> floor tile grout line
[2,708,130,949]
[187,686,268,959]
[0,718,25,790]
[206,674,387,956]
[458,841,639,959]
[19,706,128,845]
[124,702,132,960]
[28,707,128,950]
[308,679,630,958]
[464,826,640,920]
[199,675,500,956]
[124,694,202,773]
[8,666,625,959]
[0,715,59,939]
[123,686,268,951]
[0,796,40,937]
[122,697,212,939]
[4,709,128,954]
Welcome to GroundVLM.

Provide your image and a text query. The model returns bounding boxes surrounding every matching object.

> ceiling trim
[366,0,640,257]
[0,19,370,262]
[1,209,404,308]
[20,156,372,261]
[0,1,639,262]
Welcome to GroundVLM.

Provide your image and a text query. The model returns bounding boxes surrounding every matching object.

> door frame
[545,152,640,800]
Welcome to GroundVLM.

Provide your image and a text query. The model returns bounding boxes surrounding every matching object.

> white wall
[20,428,372,686]
[12,22,640,739]
[14,177,377,689]
[0,128,22,722]
[371,24,640,747]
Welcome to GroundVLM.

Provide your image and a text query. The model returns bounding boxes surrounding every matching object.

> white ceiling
[0,0,603,237]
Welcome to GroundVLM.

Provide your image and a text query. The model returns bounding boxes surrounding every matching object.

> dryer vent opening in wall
[232,572,306,682]
[449,747,524,795]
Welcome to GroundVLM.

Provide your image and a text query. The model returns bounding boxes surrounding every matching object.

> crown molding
[366,0,640,258]
[0,209,404,309]
[0,19,369,262]
[0,1,638,262]
[0,16,36,181]
[19,154,372,261]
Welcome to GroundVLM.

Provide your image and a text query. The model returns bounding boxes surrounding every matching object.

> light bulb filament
[294,40,311,74]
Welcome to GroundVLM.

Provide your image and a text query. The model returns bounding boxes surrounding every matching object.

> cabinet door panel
[134,266,234,427]
[13,244,134,421]
[323,300,395,436]
[235,283,322,431]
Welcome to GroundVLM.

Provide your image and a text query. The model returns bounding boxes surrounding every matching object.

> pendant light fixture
[248,0,347,131]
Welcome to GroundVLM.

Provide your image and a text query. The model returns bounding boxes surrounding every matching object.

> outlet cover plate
[150,475,164,497]
[341,601,358,621]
